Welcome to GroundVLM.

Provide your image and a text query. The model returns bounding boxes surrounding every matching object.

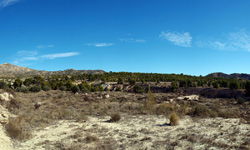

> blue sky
[1,0,250,76]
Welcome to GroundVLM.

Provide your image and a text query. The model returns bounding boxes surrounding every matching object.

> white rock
[103,94,110,99]
[0,92,14,102]
[0,113,8,124]
[177,95,199,101]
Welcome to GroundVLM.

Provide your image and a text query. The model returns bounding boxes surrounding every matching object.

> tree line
[0,72,250,95]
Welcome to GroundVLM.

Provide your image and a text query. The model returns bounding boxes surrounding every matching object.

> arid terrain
[1,88,250,150]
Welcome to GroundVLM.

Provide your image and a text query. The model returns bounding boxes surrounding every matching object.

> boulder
[103,94,110,99]
[177,95,199,101]
[0,113,8,124]
[0,92,14,102]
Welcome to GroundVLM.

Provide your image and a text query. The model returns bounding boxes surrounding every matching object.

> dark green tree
[71,85,80,94]
[170,81,178,92]
[129,78,136,85]
[245,81,250,96]
[117,77,124,84]
[13,78,23,89]
[23,78,33,86]
[229,81,240,90]
[0,81,8,89]
[212,82,220,89]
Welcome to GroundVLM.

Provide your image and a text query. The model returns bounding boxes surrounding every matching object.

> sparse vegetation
[169,112,179,126]
[85,135,99,143]
[109,113,121,122]
[144,87,155,114]
[237,97,245,104]
[5,115,31,141]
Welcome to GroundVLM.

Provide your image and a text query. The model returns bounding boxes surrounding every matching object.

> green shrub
[16,87,29,93]
[116,86,122,91]
[29,86,41,93]
[0,81,9,90]
[71,85,80,94]
[59,86,67,91]
[170,81,178,92]
[42,86,51,91]
[237,97,245,104]
[134,85,144,93]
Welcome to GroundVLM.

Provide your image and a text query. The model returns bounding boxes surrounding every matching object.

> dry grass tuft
[85,135,99,143]
[144,89,155,114]
[157,103,175,115]
[169,112,179,126]
[109,113,121,122]
[5,114,32,141]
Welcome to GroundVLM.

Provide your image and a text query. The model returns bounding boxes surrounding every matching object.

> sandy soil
[0,125,13,150]
[9,114,250,150]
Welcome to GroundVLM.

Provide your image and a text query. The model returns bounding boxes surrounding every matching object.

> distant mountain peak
[0,63,105,77]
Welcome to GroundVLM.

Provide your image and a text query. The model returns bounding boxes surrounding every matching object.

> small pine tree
[212,82,220,89]
[170,81,178,92]
[71,85,80,94]
[13,78,23,89]
[117,77,124,84]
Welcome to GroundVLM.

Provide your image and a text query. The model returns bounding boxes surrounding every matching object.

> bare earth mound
[14,115,250,150]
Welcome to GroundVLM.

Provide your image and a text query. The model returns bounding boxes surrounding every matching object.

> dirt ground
[1,90,250,150]
[12,115,250,150]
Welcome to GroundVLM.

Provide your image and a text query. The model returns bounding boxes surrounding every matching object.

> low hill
[207,72,250,80]
[0,63,105,77]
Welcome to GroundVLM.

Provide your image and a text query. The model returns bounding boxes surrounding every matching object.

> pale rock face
[0,92,14,102]
[0,105,9,124]
[0,113,8,124]
[177,95,199,101]
[103,94,110,99]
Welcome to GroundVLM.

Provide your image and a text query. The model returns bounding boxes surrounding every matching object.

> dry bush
[109,113,121,122]
[218,109,239,118]
[85,135,99,143]
[156,103,175,115]
[5,114,32,141]
[177,103,191,116]
[191,104,220,118]
[189,104,211,117]
[144,90,155,114]
[169,112,179,126]
[76,111,88,122]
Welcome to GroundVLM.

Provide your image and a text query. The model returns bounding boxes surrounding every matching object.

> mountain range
[0,63,105,77]
[206,72,250,80]
[1,63,250,80]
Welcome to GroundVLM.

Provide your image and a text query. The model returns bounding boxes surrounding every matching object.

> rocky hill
[206,72,250,80]
[0,63,105,77]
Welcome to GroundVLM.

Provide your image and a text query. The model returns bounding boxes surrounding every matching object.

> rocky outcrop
[0,113,8,124]
[177,95,199,101]
[0,92,14,102]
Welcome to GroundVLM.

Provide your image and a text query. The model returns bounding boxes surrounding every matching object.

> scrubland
[0,88,250,150]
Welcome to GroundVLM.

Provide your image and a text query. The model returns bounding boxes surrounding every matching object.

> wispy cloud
[119,38,146,43]
[87,43,113,47]
[198,29,250,52]
[160,31,192,47]
[36,45,54,49]
[13,51,80,65]
[41,52,79,59]
[17,50,38,56]
[0,0,19,8]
